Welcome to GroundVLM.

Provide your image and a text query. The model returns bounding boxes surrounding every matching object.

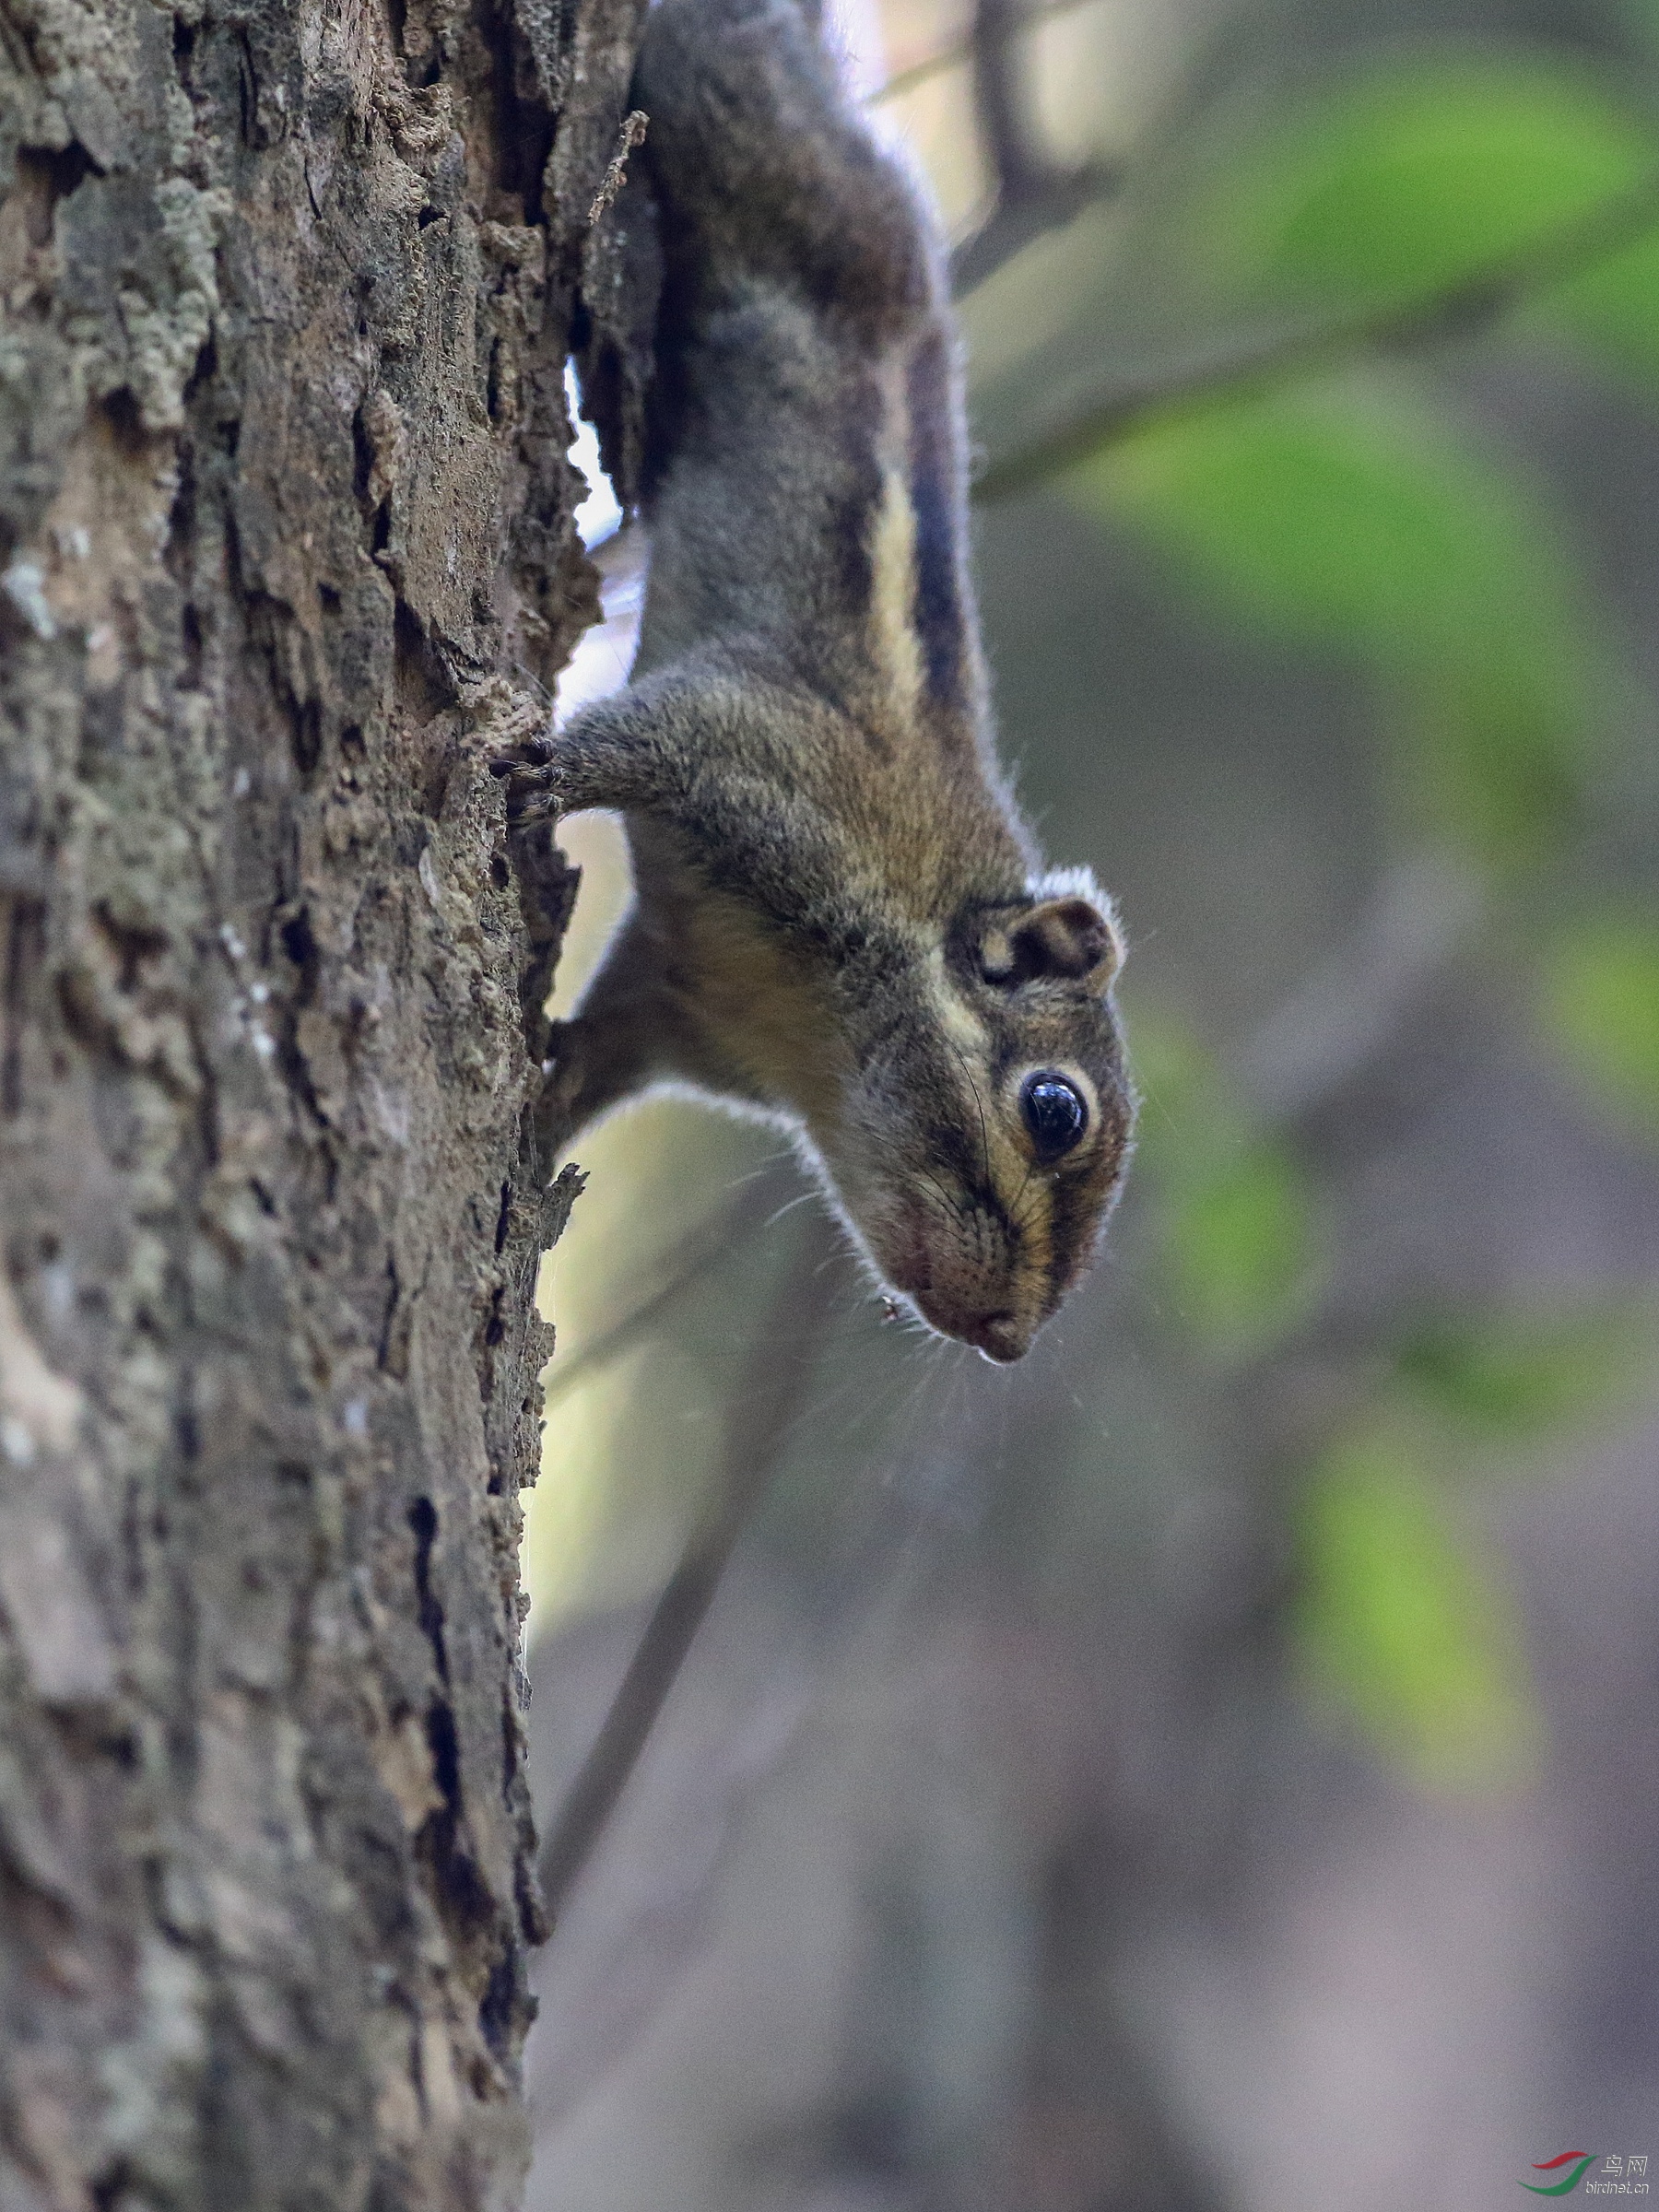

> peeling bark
[0,0,644,2194]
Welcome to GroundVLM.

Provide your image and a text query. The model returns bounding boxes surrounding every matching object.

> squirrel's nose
[965,1311,1029,1364]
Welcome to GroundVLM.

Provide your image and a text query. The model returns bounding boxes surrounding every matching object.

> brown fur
[501,0,1134,1359]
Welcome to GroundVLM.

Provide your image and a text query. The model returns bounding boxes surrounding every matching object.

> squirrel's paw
[488,728,570,821]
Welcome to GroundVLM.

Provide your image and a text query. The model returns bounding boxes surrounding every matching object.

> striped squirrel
[500,0,1134,1361]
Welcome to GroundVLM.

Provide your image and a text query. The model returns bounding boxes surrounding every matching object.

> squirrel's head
[817,874,1135,1361]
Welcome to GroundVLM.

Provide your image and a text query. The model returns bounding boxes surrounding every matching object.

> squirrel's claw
[490,735,569,821]
[488,731,557,775]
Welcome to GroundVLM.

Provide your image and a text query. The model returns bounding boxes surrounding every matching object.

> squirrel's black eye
[1020,1072,1088,1162]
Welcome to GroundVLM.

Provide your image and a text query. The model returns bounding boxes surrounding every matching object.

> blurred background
[522,0,1659,2202]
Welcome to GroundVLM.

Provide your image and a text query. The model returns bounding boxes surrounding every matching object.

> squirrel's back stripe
[905,328,970,712]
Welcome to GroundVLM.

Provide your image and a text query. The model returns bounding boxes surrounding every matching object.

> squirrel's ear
[981,895,1123,987]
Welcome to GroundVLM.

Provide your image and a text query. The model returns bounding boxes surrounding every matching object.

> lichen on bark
[0,0,643,2195]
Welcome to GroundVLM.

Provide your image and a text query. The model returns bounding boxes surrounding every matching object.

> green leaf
[1124,999,1323,1348]
[1165,1145,1318,1347]
[1072,379,1599,860]
[1538,912,1659,1138]
[1397,1300,1656,1436]
[1294,1428,1540,1789]
[1182,54,1653,315]
[1115,1001,1217,1160]
[1537,225,1659,390]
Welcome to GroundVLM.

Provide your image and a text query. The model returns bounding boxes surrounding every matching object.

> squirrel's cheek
[844,1185,937,1300]
[862,1194,934,1297]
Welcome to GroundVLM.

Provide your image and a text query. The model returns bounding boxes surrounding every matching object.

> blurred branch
[974,172,1659,499]
[543,1164,795,1410]
[1230,852,1487,1125]
[867,0,1097,108]
[1195,862,1528,1474]
[949,0,1123,294]
[537,1214,844,1924]
[969,0,1046,203]
[951,159,1122,295]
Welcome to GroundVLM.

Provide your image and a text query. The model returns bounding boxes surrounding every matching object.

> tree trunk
[0,0,642,2194]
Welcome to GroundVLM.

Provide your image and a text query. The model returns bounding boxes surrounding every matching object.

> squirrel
[500,0,1135,1362]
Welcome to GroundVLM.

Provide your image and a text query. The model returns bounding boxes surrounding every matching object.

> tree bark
[0,0,643,2194]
